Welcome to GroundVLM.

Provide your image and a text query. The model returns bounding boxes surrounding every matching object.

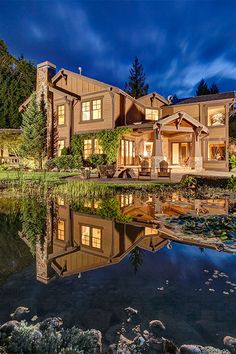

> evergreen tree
[125,57,149,98]
[0,39,36,128]
[20,93,47,168]
[210,82,219,94]
[196,79,210,96]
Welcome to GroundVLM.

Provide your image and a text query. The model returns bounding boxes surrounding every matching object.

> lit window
[57,196,65,206]
[92,228,102,248]
[208,141,226,160]
[81,226,90,246]
[145,227,157,235]
[94,139,103,154]
[57,220,65,240]
[208,106,225,126]
[92,100,102,120]
[58,140,65,156]
[145,109,159,121]
[57,105,65,125]
[82,101,91,121]
[84,139,93,159]
[120,194,133,208]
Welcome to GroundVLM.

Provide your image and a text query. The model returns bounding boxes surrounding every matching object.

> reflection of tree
[20,198,47,255]
[129,247,144,274]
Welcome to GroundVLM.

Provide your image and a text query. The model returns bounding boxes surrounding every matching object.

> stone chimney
[36,61,56,158]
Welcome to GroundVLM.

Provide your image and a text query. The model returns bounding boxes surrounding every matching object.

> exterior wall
[137,95,165,109]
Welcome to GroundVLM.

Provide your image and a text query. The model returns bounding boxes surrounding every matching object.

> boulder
[148,337,164,352]
[39,317,63,331]
[205,347,231,354]
[163,338,179,353]
[223,336,236,353]
[10,306,30,321]
[180,344,208,354]
[0,320,20,338]
[124,307,138,317]
[149,319,166,332]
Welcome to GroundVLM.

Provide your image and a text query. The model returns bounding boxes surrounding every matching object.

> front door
[120,139,134,165]
[171,143,190,165]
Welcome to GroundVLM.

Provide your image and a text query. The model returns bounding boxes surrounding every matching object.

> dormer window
[145,108,159,121]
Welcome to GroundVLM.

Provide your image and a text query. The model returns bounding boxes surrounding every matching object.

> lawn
[0,170,79,183]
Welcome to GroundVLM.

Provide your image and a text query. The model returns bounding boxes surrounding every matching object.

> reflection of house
[0,129,21,165]
[19,62,235,172]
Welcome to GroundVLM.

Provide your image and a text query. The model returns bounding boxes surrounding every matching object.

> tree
[209,82,219,94]
[0,39,36,128]
[125,57,149,98]
[20,93,47,168]
[196,79,210,96]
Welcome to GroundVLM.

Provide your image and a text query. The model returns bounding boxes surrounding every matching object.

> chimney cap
[37,61,56,69]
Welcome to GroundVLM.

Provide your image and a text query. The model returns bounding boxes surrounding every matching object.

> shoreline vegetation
[0,306,235,353]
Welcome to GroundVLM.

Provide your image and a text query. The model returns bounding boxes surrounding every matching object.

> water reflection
[33,192,235,284]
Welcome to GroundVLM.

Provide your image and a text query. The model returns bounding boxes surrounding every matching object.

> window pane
[81,225,90,246]
[92,227,101,248]
[84,139,93,159]
[57,220,65,240]
[146,109,159,121]
[208,141,226,160]
[82,101,91,121]
[94,139,103,154]
[92,99,101,120]
[208,106,225,126]
[58,140,65,156]
[57,105,65,125]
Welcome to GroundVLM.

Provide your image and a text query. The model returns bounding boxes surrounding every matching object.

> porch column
[152,128,165,170]
[193,129,203,171]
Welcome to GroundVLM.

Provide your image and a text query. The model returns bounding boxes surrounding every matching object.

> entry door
[172,143,180,165]
[121,139,134,165]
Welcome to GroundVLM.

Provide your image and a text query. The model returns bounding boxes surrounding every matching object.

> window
[57,220,65,240]
[145,227,157,235]
[58,140,65,156]
[57,196,65,206]
[57,105,65,125]
[208,106,225,126]
[82,101,91,121]
[81,225,102,249]
[81,99,102,121]
[120,194,133,208]
[145,109,159,121]
[83,138,103,158]
[208,141,226,160]
[144,142,153,158]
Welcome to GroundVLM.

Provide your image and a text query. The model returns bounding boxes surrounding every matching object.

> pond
[0,189,236,350]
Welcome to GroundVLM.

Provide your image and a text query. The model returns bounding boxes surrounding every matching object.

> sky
[1,0,236,98]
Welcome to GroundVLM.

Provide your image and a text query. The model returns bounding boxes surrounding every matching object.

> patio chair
[138,159,152,179]
[157,160,171,179]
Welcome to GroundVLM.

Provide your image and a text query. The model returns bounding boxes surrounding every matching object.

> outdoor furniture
[138,159,152,179]
[157,160,171,179]
[98,164,116,178]
[183,157,190,167]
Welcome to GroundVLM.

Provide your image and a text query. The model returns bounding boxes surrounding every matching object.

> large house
[20,61,236,172]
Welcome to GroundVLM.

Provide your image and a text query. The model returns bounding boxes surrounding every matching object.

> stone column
[152,129,165,170]
[193,130,203,171]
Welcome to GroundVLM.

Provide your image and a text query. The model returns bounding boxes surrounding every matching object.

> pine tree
[196,79,210,96]
[210,82,219,94]
[125,57,149,98]
[20,93,47,168]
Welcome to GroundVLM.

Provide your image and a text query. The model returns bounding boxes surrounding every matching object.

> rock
[163,338,178,353]
[149,320,166,332]
[0,320,20,338]
[148,337,164,351]
[39,317,63,331]
[10,306,30,321]
[31,315,38,322]
[205,346,231,354]
[224,336,236,353]
[180,344,208,354]
[124,307,138,317]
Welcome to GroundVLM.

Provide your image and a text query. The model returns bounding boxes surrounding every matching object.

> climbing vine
[71,127,132,164]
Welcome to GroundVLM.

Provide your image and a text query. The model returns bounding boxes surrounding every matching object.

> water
[0,190,236,348]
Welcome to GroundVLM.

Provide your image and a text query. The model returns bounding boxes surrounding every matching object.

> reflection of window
[57,220,65,240]
[57,196,65,206]
[84,138,103,158]
[145,109,159,121]
[145,227,157,235]
[144,142,153,157]
[58,140,65,156]
[57,105,65,125]
[81,225,102,249]
[82,99,102,121]
[208,106,225,126]
[120,194,133,208]
[208,141,226,160]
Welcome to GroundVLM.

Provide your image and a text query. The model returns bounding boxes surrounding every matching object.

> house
[0,129,21,165]
[20,61,236,172]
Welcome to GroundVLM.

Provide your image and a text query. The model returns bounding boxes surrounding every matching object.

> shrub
[87,154,107,167]
[227,175,236,189]
[229,154,236,170]
[60,146,69,156]
[46,155,82,171]
[181,176,198,188]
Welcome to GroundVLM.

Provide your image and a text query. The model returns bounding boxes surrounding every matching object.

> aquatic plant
[54,181,112,199]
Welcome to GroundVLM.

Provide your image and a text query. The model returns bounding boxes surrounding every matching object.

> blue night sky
[1,0,236,98]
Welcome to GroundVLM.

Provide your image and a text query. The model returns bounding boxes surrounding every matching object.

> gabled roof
[137,92,168,105]
[173,91,236,105]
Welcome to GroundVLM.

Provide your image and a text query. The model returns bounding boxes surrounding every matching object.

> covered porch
[117,112,209,174]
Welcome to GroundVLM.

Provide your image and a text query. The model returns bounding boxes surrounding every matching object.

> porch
[117,112,209,174]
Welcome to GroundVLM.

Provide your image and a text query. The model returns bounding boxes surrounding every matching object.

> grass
[0,170,78,183]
